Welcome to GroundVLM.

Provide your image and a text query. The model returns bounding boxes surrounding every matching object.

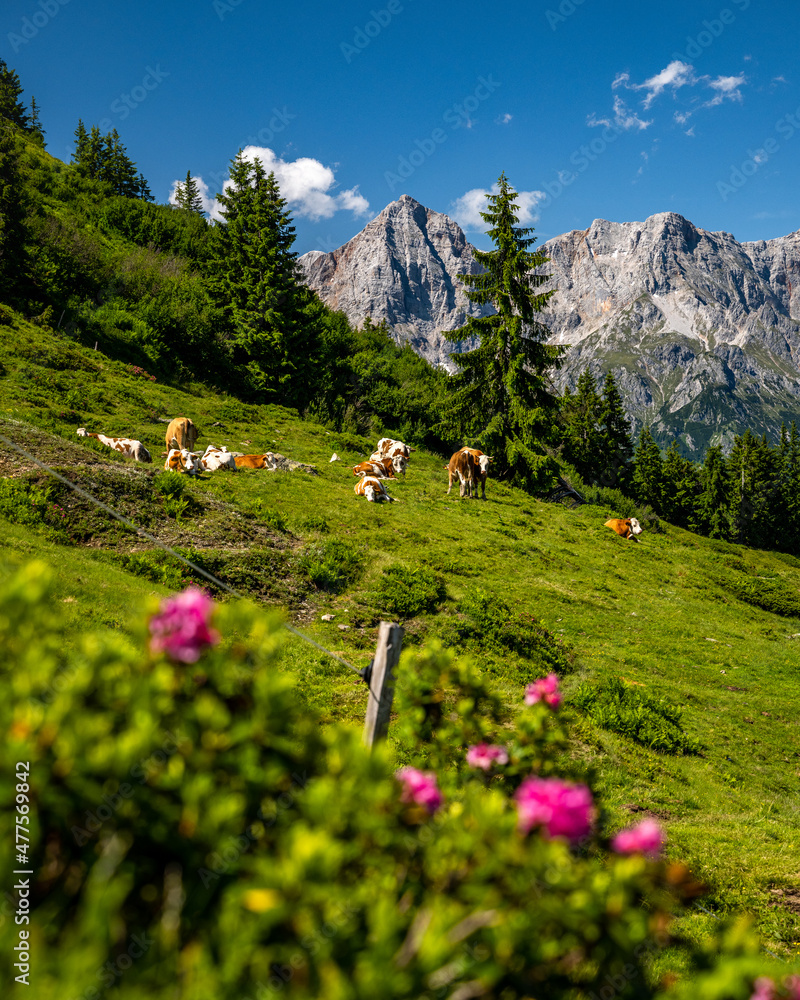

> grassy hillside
[2,307,800,961]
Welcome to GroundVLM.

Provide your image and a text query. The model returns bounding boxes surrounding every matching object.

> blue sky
[6,0,800,253]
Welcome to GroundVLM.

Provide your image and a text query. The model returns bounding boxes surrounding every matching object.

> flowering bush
[524,672,562,708]
[0,562,795,999]
[148,585,219,662]
[612,818,665,859]
[466,743,509,770]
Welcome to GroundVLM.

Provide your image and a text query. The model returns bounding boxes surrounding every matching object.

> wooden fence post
[363,621,404,749]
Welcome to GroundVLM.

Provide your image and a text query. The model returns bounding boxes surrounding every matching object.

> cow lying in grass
[199,445,237,472]
[76,428,151,463]
[352,457,397,479]
[604,517,643,541]
[354,476,398,503]
[164,448,202,475]
[234,453,279,470]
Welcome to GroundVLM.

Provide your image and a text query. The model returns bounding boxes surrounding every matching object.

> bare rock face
[301,200,800,453]
[541,213,800,451]
[298,195,490,369]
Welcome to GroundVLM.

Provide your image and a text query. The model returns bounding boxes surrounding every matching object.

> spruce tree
[28,96,44,145]
[599,371,634,489]
[442,173,564,490]
[697,445,730,539]
[175,170,204,213]
[561,369,603,482]
[0,123,29,302]
[660,442,702,529]
[727,430,779,548]
[207,152,320,407]
[632,427,664,511]
[0,60,29,130]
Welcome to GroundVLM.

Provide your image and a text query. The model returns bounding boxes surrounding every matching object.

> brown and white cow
[76,428,152,463]
[165,417,200,453]
[454,447,493,500]
[164,448,202,475]
[353,457,396,479]
[234,453,279,470]
[199,445,237,472]
[445,448,481,499]
[376,437,414,458]
[604,518,643,541]
[354,476,398,503]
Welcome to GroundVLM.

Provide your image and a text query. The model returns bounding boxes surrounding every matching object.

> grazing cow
[165,417,200,453]
[455,447,493,500]
[234,453,279,470]
[604,518,643,541]
[164,448,202,475]
[353,457,397,479]
[76,428,152,463]
[354,475,398,503]
[199,445,237,472]
[445,448,481,498]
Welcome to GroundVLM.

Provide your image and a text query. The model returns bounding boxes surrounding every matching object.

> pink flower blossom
[611,818,665,859]
[749,978,777,1000]
[524,673,562,709]
[149,586,220,664]
[515,776,594,844]
[466,744,509,771]
[396,767,443,814]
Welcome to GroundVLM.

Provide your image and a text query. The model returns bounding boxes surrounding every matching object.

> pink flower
[749,979,777,1000]
[396,767,443,814]
[515,777,594,844]
[611,818,665,859]
[466,744,509,771]
[524,673,562,709]
[149,586,220,664]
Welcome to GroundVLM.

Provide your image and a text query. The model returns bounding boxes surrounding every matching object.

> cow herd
[73,421,644,539]
[76,417,280,475]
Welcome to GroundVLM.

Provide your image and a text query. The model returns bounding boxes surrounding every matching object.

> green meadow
[2,308,800,961]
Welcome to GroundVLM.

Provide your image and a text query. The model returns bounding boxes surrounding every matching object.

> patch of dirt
[622,802,675,821]
[769,885,800,914]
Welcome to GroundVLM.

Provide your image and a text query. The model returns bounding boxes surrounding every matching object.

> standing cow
[165,417,200,454]
[446,447,493,499]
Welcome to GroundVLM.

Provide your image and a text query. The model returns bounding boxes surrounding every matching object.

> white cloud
[635,60,697,108]
[172,149,371,223]
[588,95,652,131]
[496,112,513,124]
[450,184,545,232]
[704,73,746,106]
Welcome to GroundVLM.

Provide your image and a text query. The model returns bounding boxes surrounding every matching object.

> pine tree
[28,96,44,145]
[441,173,564,490]
[660,442,702,529]
[697,445,730,539]
[561,369,603,482]
[0,59,29,130]
[632,428,664,511]
[0,123,29,301]
[175,171,204,213]
[207,152,320,407]
[727,430,779,548]
[598,371,634,489]
[136,172,153,202]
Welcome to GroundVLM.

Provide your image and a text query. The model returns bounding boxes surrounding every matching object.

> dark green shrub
[372,563,446,618]
[446,587,573,674]
[297,538,363,593]
[573,675,701,755]
[729,575,800,618]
